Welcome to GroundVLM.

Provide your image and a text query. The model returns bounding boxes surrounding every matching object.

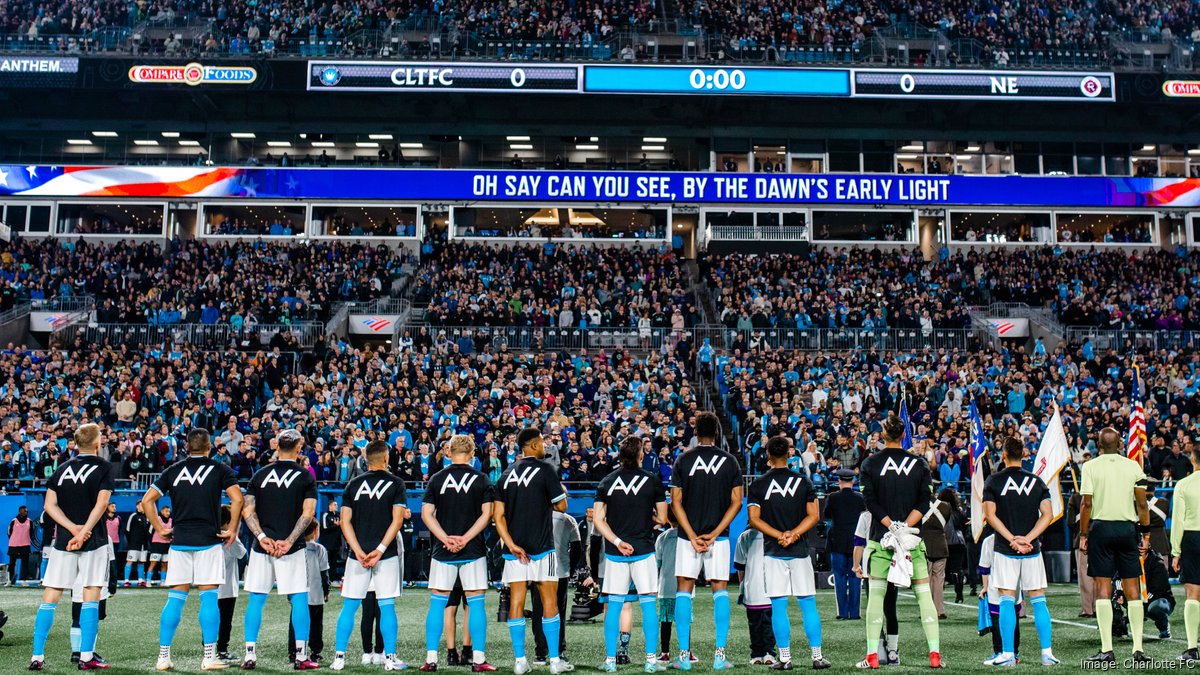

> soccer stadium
[0,2,1198,673]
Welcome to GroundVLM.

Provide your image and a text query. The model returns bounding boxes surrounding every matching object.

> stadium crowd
[0,238,407,325]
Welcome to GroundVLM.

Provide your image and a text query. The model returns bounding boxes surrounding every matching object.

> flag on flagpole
[899,397,913,452]
[1033,407,1070,522]
[969,399,988,542]
[1128,367,1146,467]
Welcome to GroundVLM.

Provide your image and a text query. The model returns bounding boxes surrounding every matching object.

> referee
[1170,442,1200,664]
[1079,427,1152,665]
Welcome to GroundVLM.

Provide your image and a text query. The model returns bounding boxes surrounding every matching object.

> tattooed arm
[279,497,317,557]
[242,494,281,555]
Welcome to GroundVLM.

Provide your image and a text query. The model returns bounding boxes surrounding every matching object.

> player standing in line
[30,423,114,672]
[421,434,496,672]
[669,412,742,671]
[1079,428,1151,665]
[124,502,151,586]
[239,429,319,670]
[592,436,668,673]
[143,428,244,672]
[494,428,572,675]
[747,437,829,671]
[1170,442,1200,663]
[858,413,942,669]
[330,440,407,672]
[981,436,1058,667]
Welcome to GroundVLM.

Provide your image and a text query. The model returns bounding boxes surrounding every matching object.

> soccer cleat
[712,656,734,671]
[1160,630,1172,640]
[218,653,236,665]
[471,664,498,673]
[617,653,631,666]
[549,660,574,674]
[770,661,792,671]
[811,658,831,671]
[669,654,692,671]
[885,650,900,666]
[419,663,438,672]
[385,656,409,671]
[513,660,531,675]
[602,661,618,673]
[984,655,1015,667]
[72,653,82,665]
[644,663,664,673]
[447,650,461,667]
[854,653,879,669]
[29,661,45,671]
[1041,654,1060,666]
[1084,652,1115,665]
[1130,652,1151,665]
[373,654,386,666]
[1180,649,1199,664]
[156,657,175,671]
[929,652,945,669]
[293,658,321,670]
[533,658,548,666]
[240,656,257,670]
[363,655,375,666]
[983,654,1003,666]
[330,656,346,671]
[78,658,110,671]
[202,657,229,671]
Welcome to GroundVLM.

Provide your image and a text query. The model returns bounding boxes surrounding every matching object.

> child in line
[979,534,1022,664]
[217,505,247,663]
[734,528,776,665]
[288,523,330,662]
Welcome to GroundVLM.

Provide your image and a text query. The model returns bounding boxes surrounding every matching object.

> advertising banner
[0,56,78,88]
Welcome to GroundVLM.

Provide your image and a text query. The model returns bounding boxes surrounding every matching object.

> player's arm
[71,489,112,551]
[705,484,744,540]
[793,499,821,539]
[140,487,171,539]
[591,502,633,556]
[653,500,668,526]
[242,494,278,554]
[280,497,317,556]
[492,499,529,563]
[1022,498,1054,549]
[1079,494,1092,551]
[746,504,782,540]
[221,485,244,543]
[983,501,1020,552]
[339,505,369,565]
[368,504,406,567]
[1134,485,1150,527]
[42,487,82,537]
[669,486,705,552]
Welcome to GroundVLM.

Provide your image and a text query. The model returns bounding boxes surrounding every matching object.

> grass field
[0,584,1188,673]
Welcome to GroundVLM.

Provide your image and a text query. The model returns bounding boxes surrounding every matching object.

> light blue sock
[713,589,731,650]
[199,589,220,645]
[39,558,48,578]
[605,598,626,658]
[13,557,22,582]
[797,595,822,648]
[467,594,488,655]
[379,597,398,655]
[70,626,81,653]
[508,618,527,659]
[33,602,57,658]
[640,595,658,656]
[122,564,131,581]
[1030,595,1053,650]
[675,591,693,652]
[289,592,310,645]
[543,615,561,659]
[79,600,100,657]
[426,593,450,653]
[243,592,268,644]
[770,597,791,650]
[999,595,1017,655]
[335,598,363,653]
[159,590,188,647]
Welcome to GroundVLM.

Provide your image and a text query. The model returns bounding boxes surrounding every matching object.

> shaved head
[1097,427,1122,454]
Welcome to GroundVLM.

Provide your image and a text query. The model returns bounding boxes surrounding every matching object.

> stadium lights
[589,137,599,141]
[900,143,922,151]
[399,143,423,149]
[133,140,159,146]
[231,132,256,139]
[312,141,336,148]
[67,139,93,145]
[179,140,201,146]
[895,153,919,160]
[643,137,667,143]
[1141,144,1156,152]
[642,145,665,151]
[576,144,599,150]
[369,134,393,140]
[92,131,118,137]
[506,136,531,141]
[356,142,379,148]
[964,145,981,152]
[267,141,292,147]
[1189,149,1200,156]
[510,144,533,150]
[161,132,180,138]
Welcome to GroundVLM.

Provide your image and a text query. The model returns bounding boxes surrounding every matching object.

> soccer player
[669,412,742,671]
[421,434,497,672]
[1170,442,1200,663]
[981,436,1058,667]
[30,423,114,672]
[330,440,407,672]
[143,428,244,672]
[124,502,151,586]
[494,428,571,675]
[593,436,668,673]
[240,429,319,670]
[734,528,774,665]
[1079,427,1151,665]
[747,436,829,671]
[858,413,941,669]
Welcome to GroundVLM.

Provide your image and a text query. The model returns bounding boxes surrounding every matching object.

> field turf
[0,584,1187,673]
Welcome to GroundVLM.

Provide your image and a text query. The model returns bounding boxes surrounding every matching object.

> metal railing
[1063,328,1200,351]
[0,302,31,325]
[135,472,163,492]
[59,321,324,349]
[416,325,692,351]
[709,225,808,241]
[702,326,975,351]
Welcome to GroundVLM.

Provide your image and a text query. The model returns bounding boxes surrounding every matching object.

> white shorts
[244,549,308,596]
[343,556,401,600]
[763,556,816,598]
[71,544,115,601]
[43,546,109,591]
[602,554,659,597]
[165,545,227,587]
[992,553,1047,592]
[501,552,558,584]
[126,549,148,563]
[150,551,169,563]
[429,558,489,592]
[675,537,730,582]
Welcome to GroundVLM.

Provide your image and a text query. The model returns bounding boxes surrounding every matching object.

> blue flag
[899,398,913,451]
[969,400,987,467]
[978,596,992,633]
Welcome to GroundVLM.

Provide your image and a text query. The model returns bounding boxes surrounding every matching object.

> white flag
[970,460,986,542]
[1033,408,1071,522]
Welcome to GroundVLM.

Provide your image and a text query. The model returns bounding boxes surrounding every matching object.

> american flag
[1127,367,1146,466]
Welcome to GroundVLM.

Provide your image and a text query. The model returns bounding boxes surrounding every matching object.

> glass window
[950,212,1052,243]
[812,210,914,242]
[1056,213,1155,244]
[203,204,306,237]
[454,207,667,239]
[312,205,418,237]
[57,203,164,235]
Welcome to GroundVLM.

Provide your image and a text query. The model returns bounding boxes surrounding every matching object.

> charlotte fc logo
[319,66,342,87]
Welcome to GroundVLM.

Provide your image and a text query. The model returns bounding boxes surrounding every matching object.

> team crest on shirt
[689,455,728,476]
[880,457,917,476]
[503,465,540,488]
[441,473,479,494]
[261,468,301,489]
[765,476,803,499]
[1000,476,1038,496]
[354,479,392,500]
[607,474,649,496]
[58,464,98,485]
[173,465,215,486]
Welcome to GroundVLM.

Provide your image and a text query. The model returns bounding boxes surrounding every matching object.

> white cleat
[331,656,346,671]
[201,657,228,671]
[385,656,409,671]
[363,654,375,666]
[550,661,574,674]
[156,657,175,671]
[373,653,386,665]
[514,659,531,675]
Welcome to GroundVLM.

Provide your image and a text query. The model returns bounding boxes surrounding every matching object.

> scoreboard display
[307,61,580,92]
[852,69,1114,101]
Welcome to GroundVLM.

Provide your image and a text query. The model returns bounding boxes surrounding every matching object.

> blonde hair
[74,423,101,451]
[449,434,476,457]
